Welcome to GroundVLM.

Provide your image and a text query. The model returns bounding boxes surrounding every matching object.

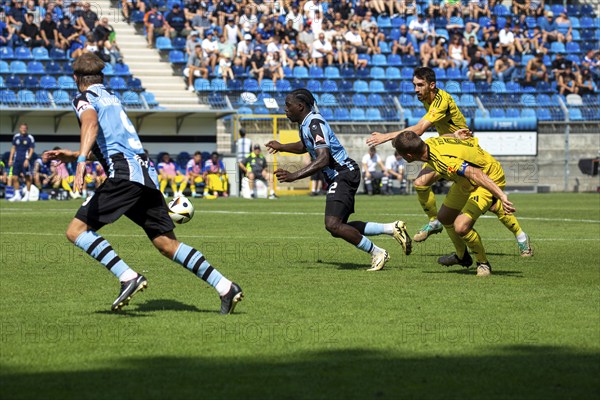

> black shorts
[11,159,30,177]
[75,178,175,240]
[311,170,324,181]
[325,169,360,223]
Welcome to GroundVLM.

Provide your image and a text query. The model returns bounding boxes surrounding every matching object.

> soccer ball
[168,196,195,224]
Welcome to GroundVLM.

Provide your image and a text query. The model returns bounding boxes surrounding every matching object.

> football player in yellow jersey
[392,131,529,276]
[368,67,532,257]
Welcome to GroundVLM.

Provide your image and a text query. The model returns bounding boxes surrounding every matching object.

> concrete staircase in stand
[93,0,205,109]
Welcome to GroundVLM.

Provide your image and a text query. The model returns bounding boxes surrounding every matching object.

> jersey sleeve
[444,158,469,178]
[12,134,18,146]
[28,135,35,149]
[73,92,95,119]
[157,162,165,171]
[306,118,329,150]
[385,156,394,170]
[423,97,449,125]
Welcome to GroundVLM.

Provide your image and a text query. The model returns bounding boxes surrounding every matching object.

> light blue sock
[356,236,375,254]
[364,222,385,235]
[74,231,133,279]
[173,242,223,288]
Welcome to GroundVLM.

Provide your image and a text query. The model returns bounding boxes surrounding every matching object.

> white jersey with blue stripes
[299,111,358,182]
[72,84,159,189]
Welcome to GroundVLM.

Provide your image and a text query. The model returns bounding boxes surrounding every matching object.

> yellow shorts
[443,183,502,221]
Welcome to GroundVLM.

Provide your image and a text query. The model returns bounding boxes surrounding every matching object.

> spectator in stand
[392,24,415,56]
[463,21,480,45]
[57,15,80,52]
[295,41,313,67]
[311,10,324,35]
[186,44,209,91]
[282,20,299,45]
[528,0,544,17]
[482,13,498,45]
[201,29,219,70]
[554,11,572,43]
[360,11,376,31]
[334,0,352,21]
[78,2,98,34]
[235,128,252,192]
[266,35,283,56]
[39,11,58,49]
[366,23,385,55]
[557,71,578,95]
[498,22,516,55]
[312,32,334,67]
[431,37,454,69]
[236,33,254,68]
[239,5,258,35]
[0,20,16,47]
[384,151,407,195]
[223,15,241,45]
[399,0,417,17]
[298,21,315,47]
[23,0,40,24]
[122,0,145,24]
[184,0,203,20]
[362,147,387,196]
[467,49,492,83]
[47,1,65,23]
[408,14,433,41]
[183,151,204,198]
[190,7,211,37]
[219,53,235,84]
[185,30,201,57]
[215,0,237,27]
[527,26,546,54]
[426,0,443,18]
[94,17,121,64]
[265,50,284,85]
[448,34,468,69]
[446,10,465,37]
[63,2,79,26]
[442,0,461,19]
[551,53,575,80]
[157,152,183,198]
[511,24,530,54]
[540,11,565,43]
[465,35,485,64]
[249,46,266,84]
[304,0,324,22]
[285,4,303,32]
[19,13,43,48]
[331,22,348,66]
[7,0,26,33]
[512,0,529,17]
[576,68,597,95]
[217,32,236,59]
[353,0,368,20]
[582,50,600,78]
[345,22,369,68]
[525,51,548,84]
[165,4,191,38]
[493,52,517,81]
[420,35,435,67]
[469,0,490,19]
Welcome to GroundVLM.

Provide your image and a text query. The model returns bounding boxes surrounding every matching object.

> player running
[265,89,412,271]
[367,67,532,256]
[42,53,243,313]
[393,131,525,276]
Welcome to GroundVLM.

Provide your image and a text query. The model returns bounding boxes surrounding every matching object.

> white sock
[215,277,232,296]
[382,223,395,235]
[516,232,527,242]
[119,268,138,282]
[429,219,441,228]
[370,243,385,256]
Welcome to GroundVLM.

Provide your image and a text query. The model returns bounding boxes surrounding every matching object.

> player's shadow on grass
[422,269,524,277]
[316,261,376,270]
[133,299,214,313]
[3,345,599,398]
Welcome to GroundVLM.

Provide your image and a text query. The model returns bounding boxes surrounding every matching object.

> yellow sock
[415,185,438,221]
[160,179,167,193]
[170,182,178,194]
[179,180,188,194]
[61,179,73,192]
[461,229,488,263]
[492,202,523,237]
[443,224,467,259]
[190,184,196,194]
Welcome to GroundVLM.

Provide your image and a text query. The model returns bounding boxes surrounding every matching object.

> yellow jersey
[422,89,469,135]
[425,136,505,192]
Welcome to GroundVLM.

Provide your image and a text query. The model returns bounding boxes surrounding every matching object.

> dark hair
[211,151,219,157]
[391,131,426,155]
[73,53,105,87]
[288,88,316,110]
[194,151,201,156]
[413,67,436,84]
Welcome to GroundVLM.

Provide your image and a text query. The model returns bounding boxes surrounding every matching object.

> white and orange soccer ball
[168,196,195,224]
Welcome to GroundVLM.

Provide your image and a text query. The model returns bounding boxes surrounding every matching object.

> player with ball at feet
[43,53,243,314]
[265,89,412,271]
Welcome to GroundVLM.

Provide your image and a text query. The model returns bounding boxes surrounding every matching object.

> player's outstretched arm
[464,166,515,214]
[74,109,99,191]
[265,140,306,154]
[42,148,78,163]
[275,148,329,183]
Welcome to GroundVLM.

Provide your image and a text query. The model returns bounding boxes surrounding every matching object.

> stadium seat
[352,93,368,106]
[550,42,566,53]
[109,77,127,90]
[0,89,17,106]
[520,94,537,106]
[337,93,352,106]
[156,37,173,50]
[275,79,291,92]
[10,61,27,74]
[565,42,581,54]
[391,16,405,28]
[169,50,186,64]
[493,4,510,16]
[433,67,447,80]
[372,54,387,66]
[27,61,44,74]
[23,75,38,89]
[58,76,77,90]
[490,108,505,118]
[15,47,33,60]
[475,81,490,93]
[172,36,186,50]
[387,54,402,66]
[435,29,449,40]
[356,66,369,78]
[402,55,418,67]
[31,47,49,61]
[401,67,413,80]
[580,17,593,29]
[506,108,520,118]
[242,78,259,92]
[333,107,350,121]
[320,93,337,106]
[322,79,337,92]
[122,91,142,108]
[386,67,401,80]
[340,65,355,78]
[399,80,414,93]
[0,47,14,60]
[369,80,385,93]
[35,89,52,106]
[0,61,9,74]
[309,66,324,78]
[211,78,228,91]
[0,76,4,89]
[367,94,384,107]
[237,107,254,116]
[377,15,392,28]
[566,94,583,106]
[536,108,551,121]
[191,78,208,91]
[353,80,369,92]
[40,75,58,89]
[521,108,536,119]
[389,28,400,41]
[114,63,130,76]
[399,93,419,107]
[293,66,308,78]
[253,106,269,114]
[324,66,340,79]
[338,80,353,92]
[366,108,382,121]
[536,94,552,106]
[320,107,334,120]
[379,41,391,54]
[491,81,507,93]
[568,108,583,121]
[475,109,489,118]
[306,79,321,93]
[5,75,21,89]
[384,80,399,92]
[49,47,67,60]
[445,80,461,94]
[131,9,145,23]
[127,77,142,91]
[506,81,521,93]
[350,108,366,120]
[52,90,71,106]
[460,94,476,107]
[370,66,385,79]
[18,90,36,106]
[461,81,476,93]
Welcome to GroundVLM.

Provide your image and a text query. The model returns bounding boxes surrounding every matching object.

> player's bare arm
[464,166,515,214]
[74,109,99,191]
[275,147,329,183]
[265,140,306,154]
[367,118,433,147]
[8,145,15,167]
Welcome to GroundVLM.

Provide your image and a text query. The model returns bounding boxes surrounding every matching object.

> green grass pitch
[1,193,599,399]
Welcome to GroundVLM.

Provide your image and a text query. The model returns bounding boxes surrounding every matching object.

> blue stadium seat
[399,93,419,107]
[367,94,384,106]
[385,80,399,92]
[0,76,4,89]
[290,78,304,90]
[0,61,9,74]
[169,50,186,64]
[461,81,476,93]
[580,17,593,29]
[475,81,490,93]
[340,65,355,78]
[211,78,228,91]
[353,80,369,92]
[399,80,413,93]
[131,9,145,23]
[551,42,566,53]
[15,47,33,60]
[377,15,392,28]
[109,77,126,90]
[402,55,418,67]
[387,54,402,66]
[565,42,581,54]
[433,67,447,80]
[475,109,489,118]
[568,108,583,121]
[391,16,405,28]
[536,108,551,121]
[366,108,382,121]
[40,75,58,89]
[379,41,391,54]
[369,80,385,93]
[27,61,44,74]
[494,4,510,16]
[114,63,130,76]
[36,89,51,106]
[372,54,387,66]
[226,79,242,91]
[191,78,208,91]
[309,66,324,78]
[5,75,21,89]
[320,93,337,106]
[52,90,71,106]
[122,91,142,108]
[350,108,366,120]
[333,108,350,121]
[275,79,291,92]
[358,54,371,64]
[305,79,320,93]
[337,80,352,92]
[320,107,334,120]
[49,48,67,60]
[445,80,461,94]
[322,79,337,92]
[293,66,308,78]
[435,29,449,40]
[0,89,17,106]
[102,63,114,76]
[242,78,259,92]
[506,108,520,118]
[356,68,370,79]
[352,93,367,106]
[324,66,340,79]
[490,108,505,118]
[370,66,385,79]
[491,81,507,93]
[536,94,551,106]
[0,47,14,60]
[400,67,413,80]
[460,94,476,107]
[337,93,352,106]
[10,61,27,74]
[127,77,142,91]
[32,47,49,60]
[18,90,36,106]
[506,81,521,93]
[172,36,186,50]
[58,76,77,89]
[521,108,536,118]
[141,92,158,108]
[389,28,400,41]
[386,67,400,80]
[23,75,38,89]
[520,94,537,106]
[156,37,173,50]
[253,106,270,114]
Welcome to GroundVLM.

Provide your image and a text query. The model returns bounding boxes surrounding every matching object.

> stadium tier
[0,0,598,122]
